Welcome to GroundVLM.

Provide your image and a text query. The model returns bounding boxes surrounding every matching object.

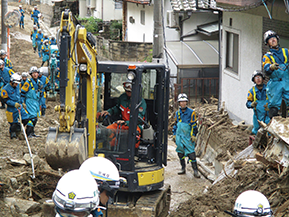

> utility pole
[153,0,164,62]
[1,0,8,51]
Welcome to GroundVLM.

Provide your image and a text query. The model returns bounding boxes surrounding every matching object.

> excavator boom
[45,9,98,170]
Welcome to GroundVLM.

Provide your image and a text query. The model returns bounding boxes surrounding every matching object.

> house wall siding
[126,3,154,42]
[221,12,262,124]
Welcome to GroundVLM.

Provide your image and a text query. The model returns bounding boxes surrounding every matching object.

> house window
[115,2,122,9]
[140,10,145,25]
[226,31,239,74]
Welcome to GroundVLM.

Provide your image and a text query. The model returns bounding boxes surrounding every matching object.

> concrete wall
[221,12,263,124]
[126,2,154,42]
[97,36,152,61]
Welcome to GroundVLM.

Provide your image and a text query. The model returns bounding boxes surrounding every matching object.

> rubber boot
[191,162,200,178]
[0,102,5,109]
[178,158,186,175]
[26,126,33,138]
[10,132,17,139]
[41,108,46,116]
[31,127,40,137]
[269,107,279,119]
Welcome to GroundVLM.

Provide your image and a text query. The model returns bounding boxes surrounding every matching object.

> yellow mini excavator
[45,9,171,217]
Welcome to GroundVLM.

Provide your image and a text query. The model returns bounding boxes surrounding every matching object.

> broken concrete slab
[23,154,40,167]
[4,197,41,215]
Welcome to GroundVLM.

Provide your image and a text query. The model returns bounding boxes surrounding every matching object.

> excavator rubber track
[45,127,87,171]
[107,184,171,217]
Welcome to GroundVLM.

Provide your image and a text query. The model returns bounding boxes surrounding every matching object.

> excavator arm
[45,9,98,170]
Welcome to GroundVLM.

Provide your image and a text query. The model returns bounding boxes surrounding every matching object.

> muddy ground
[0,3,212,216]
[2,3,289,217]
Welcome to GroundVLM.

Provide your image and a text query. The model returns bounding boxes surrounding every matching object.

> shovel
[18,108,35,179]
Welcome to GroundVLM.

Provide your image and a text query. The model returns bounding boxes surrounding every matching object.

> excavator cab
[95,61,169,193]
[94,62,171,216]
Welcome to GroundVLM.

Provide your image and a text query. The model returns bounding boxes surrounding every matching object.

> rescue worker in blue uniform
[0,50,13,69]
[49,36,57,45]
[41,39,50,67]
[35,29,43,58]
[21,72,29,88]
[262,30,289,118]
[1,73,30,139]
[30,25,38,53]
[21,66,42,138]
[0,59,14,109]
[172,93,200,178]
[19,5,25,29]
[246,70,270,135]
[31,6,41,28]
[38,67,50,116]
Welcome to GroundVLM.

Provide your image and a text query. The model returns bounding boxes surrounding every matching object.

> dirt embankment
[171,161,289,217]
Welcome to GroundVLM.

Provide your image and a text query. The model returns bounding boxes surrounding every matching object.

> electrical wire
[262,0,272,19]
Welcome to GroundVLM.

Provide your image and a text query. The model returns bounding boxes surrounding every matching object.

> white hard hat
[10,73,22,84]
[252,70,264,82]
[38,29,42,32]
[34,5,37,9]
[264,30,279,45]
[123,79,132,92]
[80,157,120,198]
[29,66,38,75]
[44,39,49,44]
[0,50,6,56]
[233,190,272,216]
[33,25,37,28]
[52,169,99,214]
[19,5,22,7]
[177,93,188,102]
[22,72,29,77]
[0,59,4,66]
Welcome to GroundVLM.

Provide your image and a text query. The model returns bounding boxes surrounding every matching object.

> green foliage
[78,17,103,34]
[142,49,153,62]
[109,20,122,40]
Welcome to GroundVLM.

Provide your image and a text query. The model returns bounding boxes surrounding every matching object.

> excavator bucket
[46,91,57,101]
[45,127,87,171]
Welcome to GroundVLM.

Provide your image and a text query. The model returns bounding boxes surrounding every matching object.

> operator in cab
[101,79,147,148]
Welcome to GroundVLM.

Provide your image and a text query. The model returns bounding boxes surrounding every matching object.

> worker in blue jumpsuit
[41,39,50,67]
[262,30,289,118]
[49,36,57,46]
[31,6,41,28]
[246,70,270,135]
[21,72,29,88]
[35,29,43,58]
[30,25,38,53]
[172,93,200,178]
[19,5,25,29]
[0,50,13,69]
[1,73,31,139]
[38,67,50,116]
[21,66,42,138]
[0,59,14,109]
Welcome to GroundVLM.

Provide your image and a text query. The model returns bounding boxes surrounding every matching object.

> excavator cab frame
[95,61,170,192]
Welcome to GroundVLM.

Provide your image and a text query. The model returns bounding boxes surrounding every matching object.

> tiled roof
[170,0,216,11]
[124,0,151,4]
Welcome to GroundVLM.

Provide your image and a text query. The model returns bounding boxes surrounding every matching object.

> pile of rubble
[170,102,289,216]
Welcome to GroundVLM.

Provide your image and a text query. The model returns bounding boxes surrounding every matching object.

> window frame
[223,27,240,80]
